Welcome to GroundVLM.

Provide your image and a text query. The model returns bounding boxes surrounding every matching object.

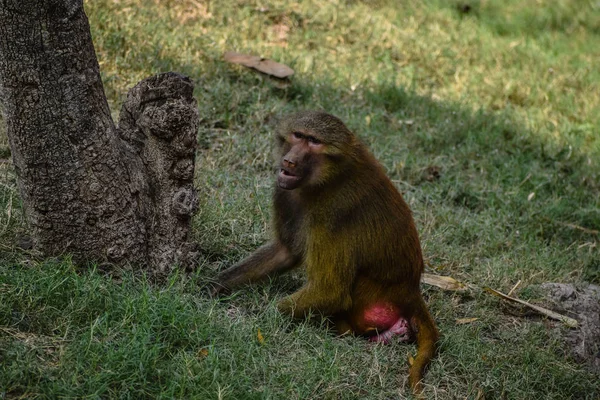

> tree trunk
[0,0,199,274]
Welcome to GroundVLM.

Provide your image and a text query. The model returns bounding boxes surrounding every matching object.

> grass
[1,0,599,398]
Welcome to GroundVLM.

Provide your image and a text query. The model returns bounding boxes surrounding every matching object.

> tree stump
[0,0,199,274]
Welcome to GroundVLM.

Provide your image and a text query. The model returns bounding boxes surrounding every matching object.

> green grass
[1,0,599,398]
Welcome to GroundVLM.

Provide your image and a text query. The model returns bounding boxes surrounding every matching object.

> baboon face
[277,130,326,190]
[276,111,354,190]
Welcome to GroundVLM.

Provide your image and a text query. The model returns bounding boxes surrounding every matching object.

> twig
[507,280,521,296]
[484,287,578,328]
[544,217,599,235]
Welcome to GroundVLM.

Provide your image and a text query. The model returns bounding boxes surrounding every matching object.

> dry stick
[484,287,579,328]
[507,280,522,297]
[423,274,578,328]
[544,217,599,235]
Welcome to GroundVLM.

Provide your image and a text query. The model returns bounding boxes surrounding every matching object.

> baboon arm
[214,242,299,293]
[277,281,353,319]
[278,243,355,318]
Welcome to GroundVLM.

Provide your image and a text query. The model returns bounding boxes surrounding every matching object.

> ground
[0,0,599,398]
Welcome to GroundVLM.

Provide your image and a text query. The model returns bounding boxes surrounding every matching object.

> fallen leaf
[484,287,578,328]
[224,51,294,79]
[422,273,467,291]
[527,192,535,201]
[456,317,479,325]
[423,165,441,182]
[475,388,485,400]
[198,348,209,358]
[408,354,415,366]
[257,328,265,344]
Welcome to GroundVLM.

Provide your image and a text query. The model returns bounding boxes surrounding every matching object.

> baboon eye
[307,136,321,145]
[292,131,304,139]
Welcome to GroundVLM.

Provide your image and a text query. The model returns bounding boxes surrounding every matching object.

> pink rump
[363,303,411,344]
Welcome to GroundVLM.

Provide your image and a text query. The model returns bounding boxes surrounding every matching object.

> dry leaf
[423,165,442,182]
[422,273,467,291]
[475,388,485,400]
[198,348,209,358]
[527,192,535,201]
[257,328,265,344]
[223,51,259,67]
[408,354,415,366]
[223,51,294,79]
[456,317,479,325]
[484,287,578,328]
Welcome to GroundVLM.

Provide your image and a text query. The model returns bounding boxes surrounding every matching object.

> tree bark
[0,0,199,274]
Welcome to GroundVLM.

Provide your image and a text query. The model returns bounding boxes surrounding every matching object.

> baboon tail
[408,297,439,395]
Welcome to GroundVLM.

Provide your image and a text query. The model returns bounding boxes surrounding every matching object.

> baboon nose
[283,158,296,168]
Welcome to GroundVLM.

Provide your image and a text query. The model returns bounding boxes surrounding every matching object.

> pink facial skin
[363,303,411,344]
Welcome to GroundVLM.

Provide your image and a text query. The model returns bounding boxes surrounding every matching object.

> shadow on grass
[191,65,599,284]
[1,65,599,400]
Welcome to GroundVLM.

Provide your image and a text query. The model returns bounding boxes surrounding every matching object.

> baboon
[215,111,439,393]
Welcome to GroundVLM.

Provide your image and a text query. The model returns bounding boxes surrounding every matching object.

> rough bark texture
[0,0,199,273]
[117,73,199,274]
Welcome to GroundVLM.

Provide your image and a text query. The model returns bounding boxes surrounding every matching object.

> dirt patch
[540,283,600,371]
